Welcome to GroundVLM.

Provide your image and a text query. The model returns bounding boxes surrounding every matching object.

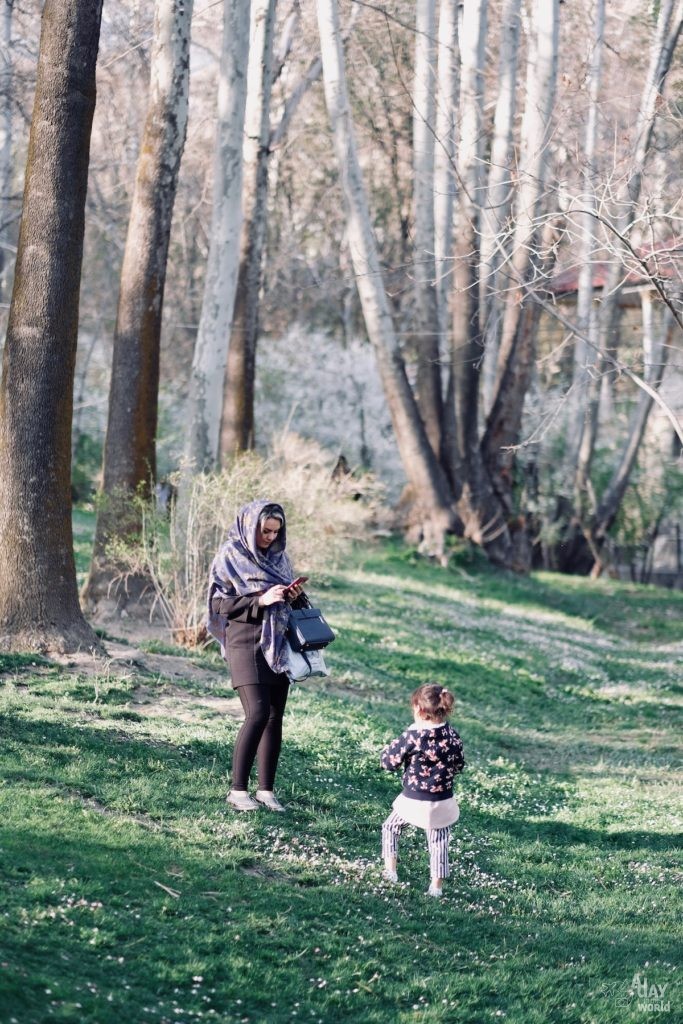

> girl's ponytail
[411,683,454,723]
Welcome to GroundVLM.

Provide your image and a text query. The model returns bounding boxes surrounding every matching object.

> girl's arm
[380,731,414,772]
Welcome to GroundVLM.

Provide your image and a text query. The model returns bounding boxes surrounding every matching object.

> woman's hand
[285,583,303,602]
[258,584,289,607]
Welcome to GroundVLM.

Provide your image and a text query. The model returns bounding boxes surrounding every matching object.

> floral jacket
[381,723,465,802]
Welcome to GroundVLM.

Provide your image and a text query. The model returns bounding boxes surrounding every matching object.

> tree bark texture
[220,0,277,458]
[0,0,103,652]
[185,0,250,473]
[85,0,193,608]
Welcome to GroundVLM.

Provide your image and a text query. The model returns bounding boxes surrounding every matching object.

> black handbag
[287,596,335,652]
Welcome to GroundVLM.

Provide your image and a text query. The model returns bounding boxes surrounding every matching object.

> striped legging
[381,811,450,879]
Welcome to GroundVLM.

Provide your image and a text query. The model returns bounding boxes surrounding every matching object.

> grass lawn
[1,539,681,1023]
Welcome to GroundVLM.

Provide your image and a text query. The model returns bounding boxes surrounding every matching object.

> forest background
[0,0,682,653]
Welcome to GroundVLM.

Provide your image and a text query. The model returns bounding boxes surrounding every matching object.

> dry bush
[114,433,383,645]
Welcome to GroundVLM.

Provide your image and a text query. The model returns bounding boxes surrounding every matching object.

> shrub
[109,433,383,645]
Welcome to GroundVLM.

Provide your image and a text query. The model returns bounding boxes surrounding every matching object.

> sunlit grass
[1,539,681,1023]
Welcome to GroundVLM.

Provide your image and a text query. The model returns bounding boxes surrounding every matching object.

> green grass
[1,539,681,1023]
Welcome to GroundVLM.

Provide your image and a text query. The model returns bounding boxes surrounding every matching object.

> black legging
[232,681,290,790]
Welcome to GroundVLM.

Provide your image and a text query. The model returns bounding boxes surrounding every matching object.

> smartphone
[285,575,308,591]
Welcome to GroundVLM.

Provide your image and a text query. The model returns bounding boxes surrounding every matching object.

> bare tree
[0,0,104,653]
[482,0,560,534]
[433,0,459,350]
[220,0,277,457]
[574,0,683,501]
[565,0,605,464]
[479,0,522,413]
[316,0,455,548]
[84,0,194,611]
[185,0,251,474]
[412,0,443,454]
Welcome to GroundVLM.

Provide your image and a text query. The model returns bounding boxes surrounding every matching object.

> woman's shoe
[383,868,399,883]
[254,790,286,812]
[427,884,443,898]
[227,790,259,811]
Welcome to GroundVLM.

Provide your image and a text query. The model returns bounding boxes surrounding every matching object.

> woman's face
[256,516,282,550]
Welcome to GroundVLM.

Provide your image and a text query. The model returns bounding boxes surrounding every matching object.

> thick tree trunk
[316,0,456,550]
[445,0,515,567]
[412,0,443,455]
[84,0,193,611]
[478,0,558,569]
[0,0,14,300]
[185,0,250,473]
[0,0,104,653]
[220,0,277,458]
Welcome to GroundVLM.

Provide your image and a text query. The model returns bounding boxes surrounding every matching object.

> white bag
[283,640,329,682]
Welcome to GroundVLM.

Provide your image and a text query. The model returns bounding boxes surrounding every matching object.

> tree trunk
[0,0,14,300]
[479,0,521,414]
[565,0,605,464]
[478,0,558,569]
[185,0,250,473]
[220,0,277,458]
[443,0,515,567]
[316,0,456,550]
[433,0,458,352]
[412,0,443,455]
[0,0,104,653]
[493,0,559,400]
[84,0,193,611]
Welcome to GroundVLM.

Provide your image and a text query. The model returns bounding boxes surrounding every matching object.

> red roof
[550,241,682,295]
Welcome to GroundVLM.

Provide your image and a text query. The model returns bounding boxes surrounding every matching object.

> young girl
[380,683,465,897]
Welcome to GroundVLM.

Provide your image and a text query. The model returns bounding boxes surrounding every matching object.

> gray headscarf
[206,499,294,672]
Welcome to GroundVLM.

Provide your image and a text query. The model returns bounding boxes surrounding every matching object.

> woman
[207,499,303,812]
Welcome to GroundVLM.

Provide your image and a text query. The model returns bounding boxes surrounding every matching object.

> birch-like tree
[220,0,277,457]
[0,0,104,652]
[412,0,443,455]
[316,0,455,548]
[482,0,560,518]
[185,0,250,473]
[433,0,459,350]
[85,0,194,610]
[565,0,605,465]
[479,0,521,413]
